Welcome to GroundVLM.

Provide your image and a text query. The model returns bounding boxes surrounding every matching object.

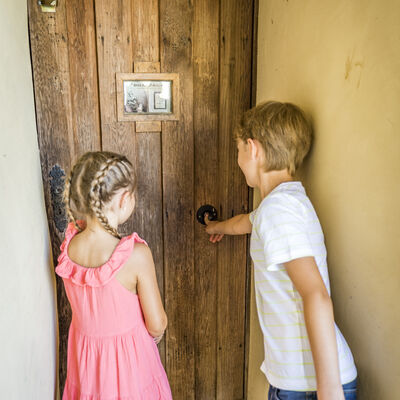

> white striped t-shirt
[249,182,357,391]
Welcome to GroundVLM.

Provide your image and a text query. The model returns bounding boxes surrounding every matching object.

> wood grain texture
[131,0,159,62]
[94,0,137,234]
[28,2,73,394]
[217,0,254,398]
[134,61,160,73]
[160,0,195,397]
[131,0,166,367]
[193,0,220,398]
[135,121,162,133]
[65,0,101,154]
[28,0,100,392]
[244,2,259,396]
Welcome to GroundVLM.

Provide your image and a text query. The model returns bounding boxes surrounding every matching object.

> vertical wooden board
[217,0,254,398]
[193,0,220,398]
[94,0,136,235]
[28,1,74,163]
[160,0,195,398]
[28,2,73,393]
[131,0,159,62]
[132,127,166,364]
[65,0,101,154]
[29,0,103,391]
[244,2,259,396]
[131,0,165,365]
[28,0,73,393]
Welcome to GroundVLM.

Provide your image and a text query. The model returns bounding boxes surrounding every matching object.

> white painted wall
[0,1,57,398]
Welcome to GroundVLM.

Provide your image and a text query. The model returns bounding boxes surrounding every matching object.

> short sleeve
[255,196,314,271]
[249,209,257,225]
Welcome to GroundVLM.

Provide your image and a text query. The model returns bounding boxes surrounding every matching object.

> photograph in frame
[116,72,179,122]
[123,80,172,114]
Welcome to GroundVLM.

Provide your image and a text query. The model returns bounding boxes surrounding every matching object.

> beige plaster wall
[0,1,57,398]
[248,0,400,398]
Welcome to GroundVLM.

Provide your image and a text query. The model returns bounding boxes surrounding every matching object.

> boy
[205,101,357,399]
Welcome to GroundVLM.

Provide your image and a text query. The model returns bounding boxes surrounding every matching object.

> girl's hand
[204,214,225,243]
[153,332,164,344]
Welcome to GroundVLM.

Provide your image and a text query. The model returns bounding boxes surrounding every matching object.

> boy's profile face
[236,139,258,188]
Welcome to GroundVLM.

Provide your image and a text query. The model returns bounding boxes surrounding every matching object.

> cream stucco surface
[248,1,400,398]
[0,1,57,398]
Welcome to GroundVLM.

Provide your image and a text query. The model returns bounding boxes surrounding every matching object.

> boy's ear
[247,138,259,159]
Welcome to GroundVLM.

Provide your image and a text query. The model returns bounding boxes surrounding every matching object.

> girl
[56,151,172,399]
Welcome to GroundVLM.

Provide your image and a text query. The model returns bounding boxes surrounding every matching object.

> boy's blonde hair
[63,151,136,238]
[235,101,312,175]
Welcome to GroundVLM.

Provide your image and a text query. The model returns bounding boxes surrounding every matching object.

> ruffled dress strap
[55,221,147,287]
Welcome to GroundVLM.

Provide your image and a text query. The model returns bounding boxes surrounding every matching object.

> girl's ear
[119,190,130,209]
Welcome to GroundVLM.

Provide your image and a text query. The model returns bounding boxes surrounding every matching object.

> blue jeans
[268,378,357,400]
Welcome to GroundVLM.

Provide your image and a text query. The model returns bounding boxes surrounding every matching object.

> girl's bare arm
[132,244,167,338]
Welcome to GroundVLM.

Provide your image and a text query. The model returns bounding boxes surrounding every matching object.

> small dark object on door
[196,205,218,225]
[49,164,67,233]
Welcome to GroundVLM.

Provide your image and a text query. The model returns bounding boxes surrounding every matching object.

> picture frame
[153,91,167,110]
[116,73,180,122]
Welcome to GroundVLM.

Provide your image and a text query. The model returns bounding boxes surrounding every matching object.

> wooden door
[28,0,256,398]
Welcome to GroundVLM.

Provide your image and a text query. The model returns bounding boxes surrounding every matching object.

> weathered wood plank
[217,0,254,398]
[135,121,162,133]
[160,0,195,397]
[28,0,73,393]
[131,0,166,367]
[94,0,136,236]
[131,0,159,62]
[133,61,160,73]
[193,0,220,398]
[244,2,259,396]
[28,3,73,394]
[65,0,101,154]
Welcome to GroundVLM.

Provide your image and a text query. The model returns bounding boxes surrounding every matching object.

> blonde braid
[89,158,121,239]
[63,168,81,232]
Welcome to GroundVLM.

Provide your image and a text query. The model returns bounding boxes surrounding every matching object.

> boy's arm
[285,257,345,400]
[205,213,252,242]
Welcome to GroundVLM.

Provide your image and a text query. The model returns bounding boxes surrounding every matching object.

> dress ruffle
[56,222,147,287]
[63,375,172,400]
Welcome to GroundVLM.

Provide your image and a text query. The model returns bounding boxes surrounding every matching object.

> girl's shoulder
[59,221,85,252]
[56,222,148,287]
[124,239,153,274]
[121,239,159,289]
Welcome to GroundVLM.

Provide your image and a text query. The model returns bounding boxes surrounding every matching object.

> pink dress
[56,223,172,400]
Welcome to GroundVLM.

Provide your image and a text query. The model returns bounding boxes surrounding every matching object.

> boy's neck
[257,169,294,199]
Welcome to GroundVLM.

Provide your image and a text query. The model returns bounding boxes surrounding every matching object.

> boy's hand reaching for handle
[204,214,225,243]
[204,213,252,242]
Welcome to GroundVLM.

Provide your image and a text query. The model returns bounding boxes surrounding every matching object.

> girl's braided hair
[63,152,136,239]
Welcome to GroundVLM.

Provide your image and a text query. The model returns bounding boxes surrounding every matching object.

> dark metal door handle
[196,204,218,225]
